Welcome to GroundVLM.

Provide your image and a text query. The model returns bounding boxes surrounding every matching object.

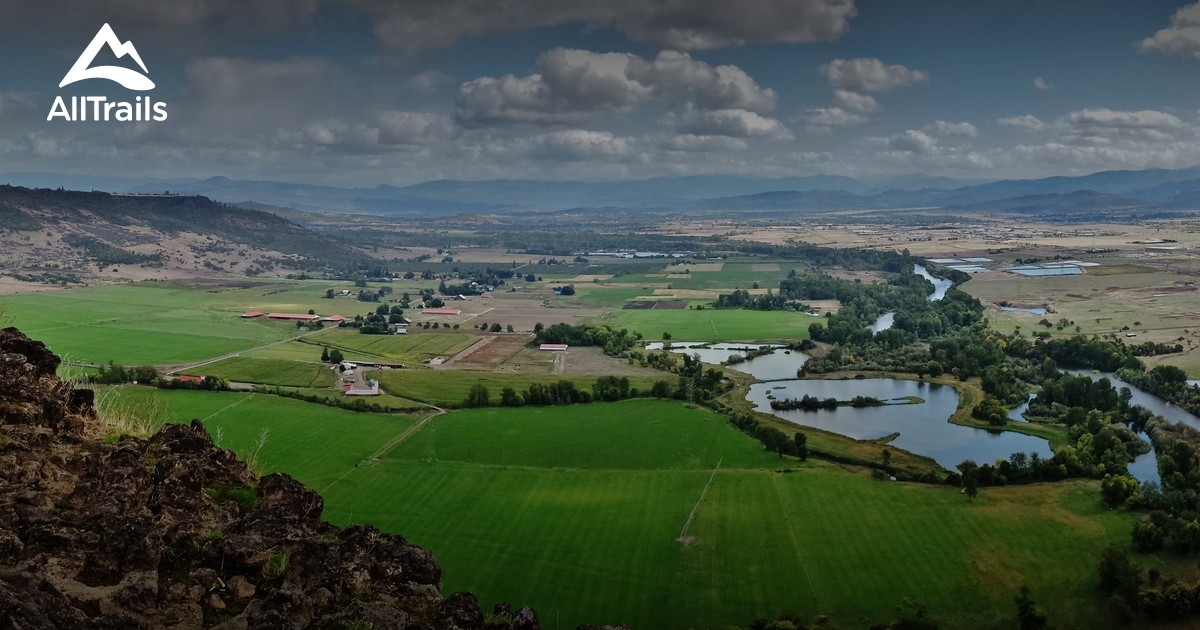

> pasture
[315,328,480,364]
[596,307,819,342]
[371,369,663,407]
[0,280,396,366]
[102,387,417,489]
[196,356,335,388]
[320,399,1136,629]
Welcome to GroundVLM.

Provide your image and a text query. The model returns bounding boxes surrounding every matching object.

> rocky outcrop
[0,328,543,629]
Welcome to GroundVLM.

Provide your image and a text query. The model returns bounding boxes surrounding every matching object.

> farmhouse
[540,343,568,351]
[176,375,205,384]
[268,313,320,321]
[422,308,462,316]
[240,311,263,318]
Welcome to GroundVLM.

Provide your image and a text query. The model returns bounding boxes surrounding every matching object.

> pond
[1000,306,1049,316]
[869,312,896,333]
[747,378,1053,470]
[649,343,808,380]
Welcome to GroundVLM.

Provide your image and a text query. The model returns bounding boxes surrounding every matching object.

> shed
[540,343,568,351]
[240,311,263,318]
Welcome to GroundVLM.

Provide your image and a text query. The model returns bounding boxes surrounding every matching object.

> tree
[793,432,808,461]
[1098,546,1142,606]
[525,273,536,282]
[328,349,344,364]
[463,384,490,408]
[663,332,672,341]
[307,309,316,315]
[533,322,544,333]
[755,426,790,458]
[325,289,335,299]
[1100,474,1138,508]
[320,347,330,362]
[506,324,514,333]
[489,323,502,333]
[1014,587,1047,630]
[964,474,979,499]
[500,387,522,407]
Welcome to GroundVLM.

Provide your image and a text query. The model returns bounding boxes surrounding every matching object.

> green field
[320,400,1135,629]
[314,328,480,364]
[596,307,819,342]
[96,387,1138,629]
[197,356,335,387]
[105,387,417,489]
[372,369,663,406]
[0,281,395,366]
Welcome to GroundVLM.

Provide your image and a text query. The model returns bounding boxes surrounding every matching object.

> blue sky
[0,0,1197,185]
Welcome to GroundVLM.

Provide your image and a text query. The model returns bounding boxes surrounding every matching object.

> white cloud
[1140,2,1200,58]
[524,130,636,161]
[678,109,793,140]
[456,49,776,136]
[820,58,929,94]
[887,130,937,154]
[832,90,878,114]
[1065,108,1183,128]
[925,120,978,138]
[1033,77,1054,90]
[998,115,1047,132]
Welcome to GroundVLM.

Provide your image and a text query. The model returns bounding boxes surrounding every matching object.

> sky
[0,0,1198,186]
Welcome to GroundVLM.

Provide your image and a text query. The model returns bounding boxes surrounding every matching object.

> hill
[0,186,372,283]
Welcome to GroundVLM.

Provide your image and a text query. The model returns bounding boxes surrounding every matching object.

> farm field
[371,369,663,407]
[195,356,335,388]
[0,280,400,366]
[595,307,819,342]
[102,387,418,489]
[315,328,480,364]
[318,399,1137,629]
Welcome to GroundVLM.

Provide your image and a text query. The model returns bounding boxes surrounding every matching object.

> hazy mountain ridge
[3,165,1200,218]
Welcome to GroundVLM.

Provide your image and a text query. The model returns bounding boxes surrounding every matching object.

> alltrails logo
[47,24,168,122]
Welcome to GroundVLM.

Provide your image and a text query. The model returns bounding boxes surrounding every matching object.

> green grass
[197,356,335,388]
[596,308,819,342]
[317,399,1136,630]
[315,328,480,363]
[0,281,395,365]
[372,370,663,406]
[101,387,415,488]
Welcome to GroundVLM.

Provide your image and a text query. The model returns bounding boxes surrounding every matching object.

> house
[540,343,568,351]
[453,294,467,301]
[395,327,408,335]
[240,311,264,318]
[177,375,205,384]
[268,312,319,321]
[318,315,347,323]
[422,308,462,316]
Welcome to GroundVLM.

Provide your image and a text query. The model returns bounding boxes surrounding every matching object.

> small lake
[1000,306,1049,316]
[650,343,808,380]
[870,312,896,333]
[748,378,1052,470]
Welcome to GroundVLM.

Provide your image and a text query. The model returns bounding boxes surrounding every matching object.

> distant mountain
[5,165,1200,219]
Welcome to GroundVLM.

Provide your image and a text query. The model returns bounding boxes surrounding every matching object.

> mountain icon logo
[59,24,154,91]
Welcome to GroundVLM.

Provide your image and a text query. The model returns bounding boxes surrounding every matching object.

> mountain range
[3,166,1200,218]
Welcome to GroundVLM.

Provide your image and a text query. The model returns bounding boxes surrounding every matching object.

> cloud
[805,58,927,132]
[887,130,937,154]
[1033,77,1054,90]
[678,109,793,140]
[925,120,978,138]
[998,115,1047,132]
[360,0,857,54]
[803,107,870,130]
[820,58,929,95]
[524,130,636,161]
[456,49,776,134]
[404,70,455,92]
[1065,108,1183,128]
[1140,2,1200,58]
[184,57,336,131]
[661,134,749,152]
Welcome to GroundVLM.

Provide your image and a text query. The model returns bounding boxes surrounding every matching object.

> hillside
[0,186,373,285]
